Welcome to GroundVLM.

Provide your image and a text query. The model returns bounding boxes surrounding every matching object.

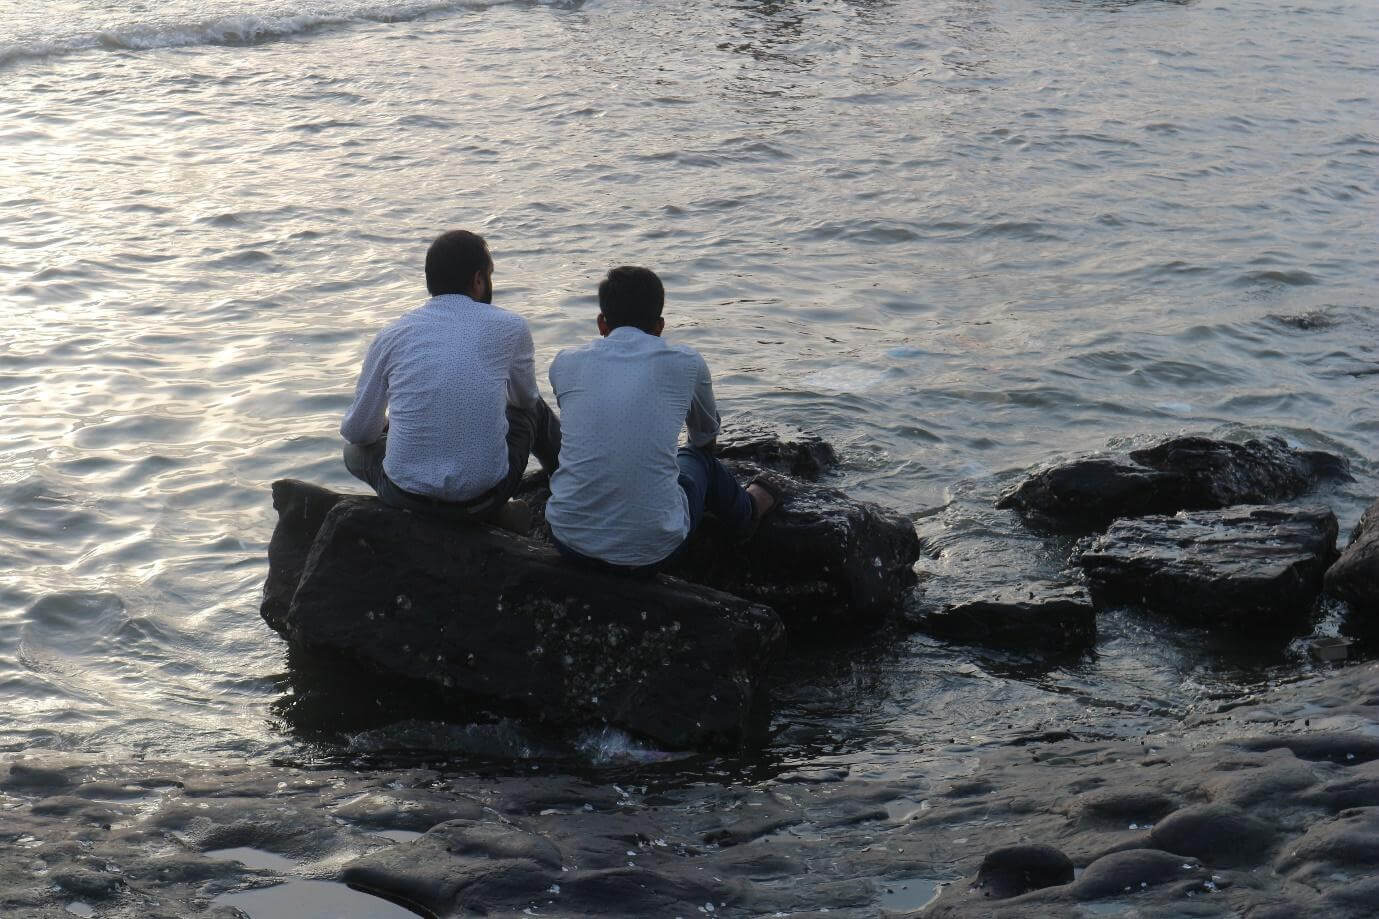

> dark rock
[997,435,1350,532]
[701,794,804,846]
[972,844,1074,898]
[331,791,485,832]
[1236,732,1379,766]
[1147,804,1277,867]
[711,419,840,480]
[665,465,921,632]
[1076,789,1178,826]
[516,459,921,635]
[1326,498,1379,634]
[2,761,76,790]
[1305,776,1379,812]
[1326,876,1379,918]
[1070,848,1203,900]
[264,483,784,750]
[261,479,350,635]
[1077,504,1339,631]
[1202,757,1319,808]
[1275,807,1379,875]
[31,795,129,827]
[52,869,123,900]
[914,583,1095,653]
[904,487,1095,653]
[342,831,558,918]
[430,820,563,869]
[557,868,744,916]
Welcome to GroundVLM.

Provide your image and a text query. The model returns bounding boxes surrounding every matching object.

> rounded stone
[973,844,1075,899]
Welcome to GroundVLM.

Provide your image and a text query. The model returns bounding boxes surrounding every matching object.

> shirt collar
[429,293,486,309]
[605,325,661,344]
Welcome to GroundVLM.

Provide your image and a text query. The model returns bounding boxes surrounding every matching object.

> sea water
[1,0,1376,769]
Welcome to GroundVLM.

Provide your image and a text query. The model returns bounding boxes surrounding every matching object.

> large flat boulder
[904,489,1095,653]
[997,435,1350,532]
[1325,498,1379,638]
[915,584,1096,653]
[1077,504,1339,632]
[262,480,784,750]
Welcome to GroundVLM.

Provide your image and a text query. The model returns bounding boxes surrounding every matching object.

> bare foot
[745,482,776,520]
[492,498,531,536]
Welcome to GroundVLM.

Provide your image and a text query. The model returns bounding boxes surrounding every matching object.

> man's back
[546,326,718,567]
[341,294,532,502]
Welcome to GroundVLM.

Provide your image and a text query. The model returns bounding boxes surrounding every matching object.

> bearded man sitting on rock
[544,265,779,575]
[339,230,559,529]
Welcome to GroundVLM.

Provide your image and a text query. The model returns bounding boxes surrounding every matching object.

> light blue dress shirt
[340,294,541,502]
[545,326,722,566]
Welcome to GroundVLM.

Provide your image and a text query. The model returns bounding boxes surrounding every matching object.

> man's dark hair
[598,266,665,332]
[425,230,492,296]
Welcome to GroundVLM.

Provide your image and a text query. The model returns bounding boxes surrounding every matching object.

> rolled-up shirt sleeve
[685,352,721,447]
[507,321,541,410]
[340,334,390,444]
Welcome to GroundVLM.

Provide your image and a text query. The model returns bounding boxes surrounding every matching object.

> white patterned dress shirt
[545,325,721,566]
[340,294,541,502]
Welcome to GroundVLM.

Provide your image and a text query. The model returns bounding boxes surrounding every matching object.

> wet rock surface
[709,419,840,481]
[2,663,1376,918]
[264,482,784,750]
[262,428,920,749]
[1077,504,1339,632]
[515,425,921,634]
[906,487,1096,653]
[1326,497,1379,637]
[664,466,921,633]
[972,844,1074,898]
[913,583,1095,653]
[997,435,1350,532]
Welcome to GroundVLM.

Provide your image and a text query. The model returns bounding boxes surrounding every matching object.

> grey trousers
[343,398,561,521]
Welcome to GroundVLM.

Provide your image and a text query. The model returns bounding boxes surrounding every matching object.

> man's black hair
[425,230,492,297]
[598,266,665,333]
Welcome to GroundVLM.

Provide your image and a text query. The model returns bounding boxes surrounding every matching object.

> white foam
[0,1,485,68]
[800,366,888,394]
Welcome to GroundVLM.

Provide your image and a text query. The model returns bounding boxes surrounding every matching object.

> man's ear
[597,313,611,337]
[652,317,665,337]
[469,269,487,298]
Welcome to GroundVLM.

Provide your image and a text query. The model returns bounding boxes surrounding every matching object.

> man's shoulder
[663,340,711,373]
[663,339,705,359]
[550,338,601,372]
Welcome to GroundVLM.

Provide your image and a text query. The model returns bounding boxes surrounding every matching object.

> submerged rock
[262,480,784,750]
[1325,497,1379,636]
[997,435,1350,532]
[1077,504,1339,631]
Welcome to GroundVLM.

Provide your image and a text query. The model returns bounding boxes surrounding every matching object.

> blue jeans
[675,444,754,535]
[552,445,754,577]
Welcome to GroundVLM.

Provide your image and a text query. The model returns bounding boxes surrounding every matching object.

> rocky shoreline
[2,659,1375,918]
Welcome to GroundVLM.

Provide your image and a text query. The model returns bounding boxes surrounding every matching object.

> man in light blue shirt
[340,230,560,523]
[545,266,776,574]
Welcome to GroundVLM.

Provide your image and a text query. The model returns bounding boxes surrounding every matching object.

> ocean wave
[0,0,497,69]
